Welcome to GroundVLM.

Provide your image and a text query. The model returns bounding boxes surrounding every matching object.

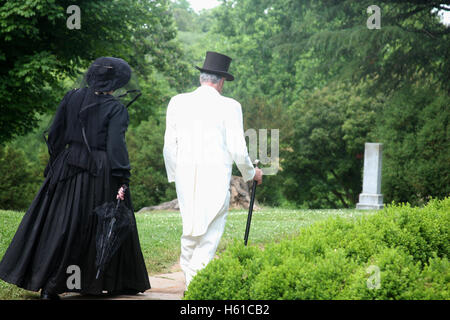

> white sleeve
[163,98,177,183]
[225,102,255,182]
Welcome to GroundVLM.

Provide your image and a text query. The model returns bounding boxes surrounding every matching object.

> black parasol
[94,185,135,279]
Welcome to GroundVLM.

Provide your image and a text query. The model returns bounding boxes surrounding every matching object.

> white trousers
[180,191,230,290]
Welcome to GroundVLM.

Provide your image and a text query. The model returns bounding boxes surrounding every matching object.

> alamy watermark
[366,265,381,290]
[66,265,81,290]
[66,5,81,30]
[172,127,280,176]
[245,129,279,175]
[367,5,381,29]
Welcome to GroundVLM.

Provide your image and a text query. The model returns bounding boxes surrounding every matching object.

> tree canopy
[0,0,187,141]
[194,0,449,206]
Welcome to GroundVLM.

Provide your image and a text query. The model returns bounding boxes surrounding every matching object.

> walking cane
[244,160,260,246]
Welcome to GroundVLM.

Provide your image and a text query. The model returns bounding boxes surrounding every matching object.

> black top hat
[195,51,234,81]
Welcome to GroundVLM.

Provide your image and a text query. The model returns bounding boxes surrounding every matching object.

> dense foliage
[0,145,39,210]
[127,118,177,210]
[0,0,192,210]
[200,0,450,206]
[185,197,450,300]
[283,82,383,208]
[0,0,191,141]
[0,0,448,210]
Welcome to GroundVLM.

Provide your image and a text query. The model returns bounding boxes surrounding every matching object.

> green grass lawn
[0,207,371,299]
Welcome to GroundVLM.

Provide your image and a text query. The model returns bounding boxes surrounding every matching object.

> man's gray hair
[199,72,223,84]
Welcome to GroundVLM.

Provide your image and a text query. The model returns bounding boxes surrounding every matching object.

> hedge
[184,197,449,300]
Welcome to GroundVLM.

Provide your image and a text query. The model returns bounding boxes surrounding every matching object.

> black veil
[111,74,142,109]
[78,57,142,109]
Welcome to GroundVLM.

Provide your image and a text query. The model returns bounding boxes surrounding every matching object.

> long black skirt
[0,148,150,294]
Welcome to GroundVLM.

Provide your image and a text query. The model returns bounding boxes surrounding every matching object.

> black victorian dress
[0,87,150,295]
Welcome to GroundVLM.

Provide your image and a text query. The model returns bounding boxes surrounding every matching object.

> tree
[0,0,182,142]
[375,84,450,204]
[126,118,176,211]
[171,0,198,32]
[283,83,383,208]
[277,0,450,93]
[205,0,449,207]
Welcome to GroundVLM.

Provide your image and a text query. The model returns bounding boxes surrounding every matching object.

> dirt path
[61,264,185,300]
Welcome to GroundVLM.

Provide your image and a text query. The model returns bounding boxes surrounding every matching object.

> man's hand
[253,167,263,185]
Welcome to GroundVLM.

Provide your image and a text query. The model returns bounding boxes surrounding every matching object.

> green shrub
[340,247,423,300]
[249,248,358,300]
[0,145,40,210]
[185,198,450,300]
[413,255,450,300]
[185,243,261,300]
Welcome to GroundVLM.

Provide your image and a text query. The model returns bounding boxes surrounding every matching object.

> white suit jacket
[163,85,255,236]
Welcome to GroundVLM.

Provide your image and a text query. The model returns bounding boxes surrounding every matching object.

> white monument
[356,143,384,210]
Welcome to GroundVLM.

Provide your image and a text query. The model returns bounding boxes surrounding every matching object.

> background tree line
[0,0,448,211]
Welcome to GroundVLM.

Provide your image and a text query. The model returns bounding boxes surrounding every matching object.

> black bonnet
[85,57,132,92]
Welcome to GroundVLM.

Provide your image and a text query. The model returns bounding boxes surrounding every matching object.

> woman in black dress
[0,57,150,299]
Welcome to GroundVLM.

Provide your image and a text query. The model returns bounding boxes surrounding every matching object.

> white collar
[197,85,221,95]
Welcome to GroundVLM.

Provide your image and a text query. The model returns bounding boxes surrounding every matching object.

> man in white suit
[163,51,263,290]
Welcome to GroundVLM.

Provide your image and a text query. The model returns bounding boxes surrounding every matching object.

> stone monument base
[356,193,384,210]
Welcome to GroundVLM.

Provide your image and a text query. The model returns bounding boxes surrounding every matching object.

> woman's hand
[116,186,125,201]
